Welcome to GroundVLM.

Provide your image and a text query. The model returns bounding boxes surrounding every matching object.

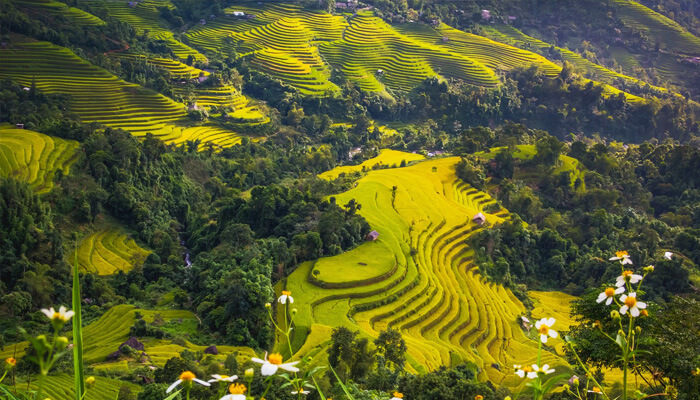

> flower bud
[504,397,512,400]
[244,368,254,379]
[55,336,69,350]
[5,357,16,369]
[291,308,298,315]
[640,310,649,317]
[636,326,642,334]
[611,310,621,321]
[592,320,602,329]
[86,376,96,388]
[644,265,655,274]
[265,303,271,309]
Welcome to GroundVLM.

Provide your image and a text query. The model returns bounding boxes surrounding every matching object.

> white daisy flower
[166,371,211,393]
[40,306,75,323]
[609,250,633,265]
[514,365,536,379]
[291,389,310,395]
[220,383,247,400]
[535,317,558,343]
[664,252,673,260]
[619,292,647,317]
[532,364,555,376]
[251,352,299,376]
[278,290,294,304]
[596,286,625,305]
[390,392,404,400]
[615,270,644,287]
[208,374,238,383]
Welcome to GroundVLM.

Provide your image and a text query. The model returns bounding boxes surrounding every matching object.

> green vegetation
[84,0,206,62]
[11,0,105,26]
[0,126,79,193]
[612,0,700,55]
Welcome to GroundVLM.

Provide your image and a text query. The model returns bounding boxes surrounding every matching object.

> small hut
[473,212,486,225]
[366,230,379,241]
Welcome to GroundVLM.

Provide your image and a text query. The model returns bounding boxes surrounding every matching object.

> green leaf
[163,389,182,400]
[311,377,326,400]
[72,245,85,400]
[329,365,355,400]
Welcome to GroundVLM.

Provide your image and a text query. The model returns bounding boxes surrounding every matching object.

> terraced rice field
[11,0,105,25]
[27,374,141,400]
[111,53,266,122]
[74,228,151,275]
[0,41,186,137]
[320,12,498,92]
[395,23,560,77]
[318,149,425,180]
[84,0,206,62]
[482,25,663,101]
[0,126,79,193]
[0,41,246,148]
[284,155,568,386]
[186,4,344,96]
[111,53,208,79]
[612,0,700,55]
[0,304,256,368]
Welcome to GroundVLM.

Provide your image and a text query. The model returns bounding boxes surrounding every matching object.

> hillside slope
[283,154,567,385]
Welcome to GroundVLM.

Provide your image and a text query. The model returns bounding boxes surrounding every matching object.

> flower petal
[280,362,300,372]
[615,287,625,294]
[597,293,607,303]
[41,308,54,319]
[622,258,634,265]
[549,329,558,338]
[251,357,265,364]
[540,334,548,343]
[547,318,556,326]
[620,305,629,315]
[637,301,647,309]
[261,363,278,376]
[193,379,211,386]
[166,380,182,393]
[605,297,613,306]
[630,307,640,317]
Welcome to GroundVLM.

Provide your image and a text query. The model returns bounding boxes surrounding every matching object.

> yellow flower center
[5,357,16,366]
[475,396,484,400]
[592,387,602,393]
[604,287,615,297]
[179,371,196,381]
[229,383,246,395]
[615,251,629,258]
[622,270,633,279]
[625,296,637,308]
[282,290,291,296]
[522,366,534,373]
[393,392,403,399]
[53,312,63,321]
[268,353,283,365]
[538,324,550,335]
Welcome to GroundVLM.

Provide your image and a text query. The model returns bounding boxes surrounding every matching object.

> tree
[374,328,406,370]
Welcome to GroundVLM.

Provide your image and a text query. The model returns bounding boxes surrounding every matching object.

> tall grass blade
[72,243,85,400]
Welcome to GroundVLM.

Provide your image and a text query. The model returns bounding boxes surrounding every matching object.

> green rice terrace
[280,153,568,387]
[73,228,151,275]
[0,41,251,148]
[84,0,206,62]
[0,126,79,193]
[184,3,654,99]
[10,0,105,26]
[0,305,255,374]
